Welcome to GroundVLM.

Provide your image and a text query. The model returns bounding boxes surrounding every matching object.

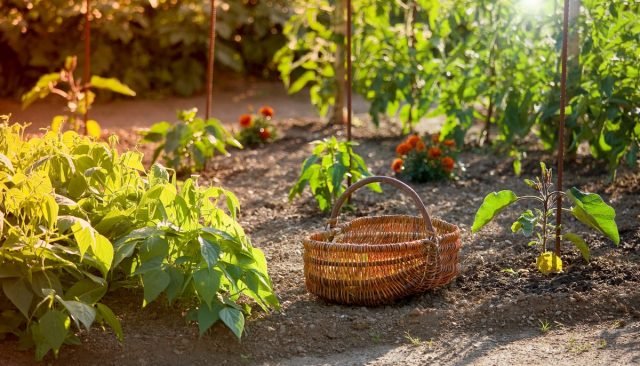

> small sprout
[500,268,518,276]
[538,319,551,334]
[404,331,423,346]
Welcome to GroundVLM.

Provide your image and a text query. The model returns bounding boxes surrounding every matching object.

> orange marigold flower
[406,134,421,148]
[391,158,403,173]
[396,142,412,156]
[441,156,455,172]
[431,133,440,143]
[428,146,442,159]
[239,114,252,128]
[259,106,274,118]
[415,140,426,152]
[443,139,456,147]
[259,128,271,140]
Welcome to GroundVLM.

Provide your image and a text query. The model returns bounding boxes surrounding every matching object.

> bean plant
[0,117,277,360]
[472,162,619,274]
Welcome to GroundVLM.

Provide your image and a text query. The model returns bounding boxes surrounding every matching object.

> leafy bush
[472,162,619,274]
[0,116,277,360]
[21,56,136,137]
[289,137,381,211]
[0,0,289,97]
[392,133,458,182]
[140,108,242,174]
[235,106,278,147]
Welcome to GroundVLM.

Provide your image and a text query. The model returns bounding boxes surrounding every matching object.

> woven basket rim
[304,215,460,252]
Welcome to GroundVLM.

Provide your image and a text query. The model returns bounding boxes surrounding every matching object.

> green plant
[539,319,551,334]
[471,162,619,274]
[141,108,242,174]
[21,56,136,137]
[404,331,423,346]
[0,117,277,360]
[392,133,458,182]
[289,137,381,212]
[235,106,278,147]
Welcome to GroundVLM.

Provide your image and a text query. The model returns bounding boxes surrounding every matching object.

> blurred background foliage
[0,0,289,98]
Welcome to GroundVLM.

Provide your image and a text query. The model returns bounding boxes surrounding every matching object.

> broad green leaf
[0,153,15,173]
[511,210,536,237]
[142,269,170,306]
[218,307,244,340]
[96,303,123,342]
[164,266,185,303]
[192,268,222,308]
[564,232,590,262]
[197,301,223,336]
[288,70,315,94]
[56,297,96,331]
[90,76,136,96]
[472,190,518,233]
[22,73,60,109]
[199,236,221,269]
[86,120,101,138]
[65,279,107,305]
[41,194,59,230]
[92,234,114,276]
[2,278,33,318]
[567,187,619,245]
[121,151,145,171]
[38,310,70,355]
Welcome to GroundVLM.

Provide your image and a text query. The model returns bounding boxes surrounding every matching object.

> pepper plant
[289,137,381,212]
[21,56,136,138]
[472,162,619,274]
[140,108,242,174]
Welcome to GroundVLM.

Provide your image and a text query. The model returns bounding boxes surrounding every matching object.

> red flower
[443,139,456,148]
[441,156,455,172]
[239,114,252,128]
[431,133,440,144]
[395,142,412,156]
[415,140,426,152]
[406,135,421,148]
[428,147,442,159]
[259,128,271,140]
[391,158,403,173]
[259,106,274,118]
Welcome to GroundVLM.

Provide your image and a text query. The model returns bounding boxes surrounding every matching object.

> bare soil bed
[1,118,639,366]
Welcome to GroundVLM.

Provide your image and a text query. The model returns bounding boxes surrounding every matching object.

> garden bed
[1,119,639,365]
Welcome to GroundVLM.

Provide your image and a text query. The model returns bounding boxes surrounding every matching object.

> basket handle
[328,176,435,234]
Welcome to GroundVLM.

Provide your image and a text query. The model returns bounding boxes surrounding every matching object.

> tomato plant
[21,56,136,138]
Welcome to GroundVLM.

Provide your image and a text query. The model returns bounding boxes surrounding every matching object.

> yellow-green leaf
[86,120,101,138]
[536,251,563,275]
[472,190,518,233]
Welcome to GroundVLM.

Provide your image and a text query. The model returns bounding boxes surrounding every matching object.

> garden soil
[1,81,639,365]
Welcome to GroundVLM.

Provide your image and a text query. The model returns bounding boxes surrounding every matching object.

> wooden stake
[555,0,570,254]
[205,0,217,120]
[83,0,91,129]
[346,0,352,187]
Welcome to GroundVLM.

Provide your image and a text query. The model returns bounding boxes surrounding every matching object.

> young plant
[235,106,278,147]
[289,137,381,212]
[392,133,458,182]
[21,56,136,138]
[472,163,619,274]
[140,108,242,174]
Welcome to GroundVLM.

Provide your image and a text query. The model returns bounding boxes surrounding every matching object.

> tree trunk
[330,0,346,125]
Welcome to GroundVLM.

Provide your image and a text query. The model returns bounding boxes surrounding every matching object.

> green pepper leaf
[472,190,518,233]
[567,187,619,245]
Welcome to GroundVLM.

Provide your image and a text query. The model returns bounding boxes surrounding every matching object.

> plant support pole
[555,0,570,254]
[205,0,217,120]
[83,0,91,128]
[346,0,353,187]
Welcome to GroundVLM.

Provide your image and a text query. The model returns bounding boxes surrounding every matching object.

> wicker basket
[303,176,461,305]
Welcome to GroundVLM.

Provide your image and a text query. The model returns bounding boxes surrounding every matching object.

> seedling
[539,319,551,334]
[472,162,619,274]
[404,331,423,346]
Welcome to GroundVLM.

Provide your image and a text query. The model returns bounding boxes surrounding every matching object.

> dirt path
[0,85,639,366]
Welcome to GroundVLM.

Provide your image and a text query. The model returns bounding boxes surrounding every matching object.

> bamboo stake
[346,0,352,187]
